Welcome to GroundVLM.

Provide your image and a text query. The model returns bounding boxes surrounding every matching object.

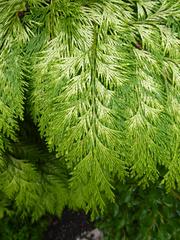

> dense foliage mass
[0,0,179,218]
[97,184,180,240]
[0,213,48,240]
[0,185,179,240]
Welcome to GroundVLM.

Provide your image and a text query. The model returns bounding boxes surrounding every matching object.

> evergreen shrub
[0,0,179,219]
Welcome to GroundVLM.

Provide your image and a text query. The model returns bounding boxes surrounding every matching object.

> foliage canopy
[0,0,180,218]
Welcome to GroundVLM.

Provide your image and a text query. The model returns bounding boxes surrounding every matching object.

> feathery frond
[0,0,179,216]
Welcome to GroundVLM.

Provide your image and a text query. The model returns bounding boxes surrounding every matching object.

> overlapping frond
[0,0,32,160]
[125,0,180,189]
[29,0,180,213]
[30,0,133,213]
[0,0,179,216]
[0,143,69,220]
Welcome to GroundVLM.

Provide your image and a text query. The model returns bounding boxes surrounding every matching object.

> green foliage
[0,191,12,219]
[96,184,180,240]
[0,141,69,220]
[0,112,69,220]
[0,214,48,240]
[0,0,180,217]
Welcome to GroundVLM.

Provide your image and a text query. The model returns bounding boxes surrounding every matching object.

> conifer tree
[0,0,179,219]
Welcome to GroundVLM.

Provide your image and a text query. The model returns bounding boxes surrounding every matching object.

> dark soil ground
[43,209,94,240]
